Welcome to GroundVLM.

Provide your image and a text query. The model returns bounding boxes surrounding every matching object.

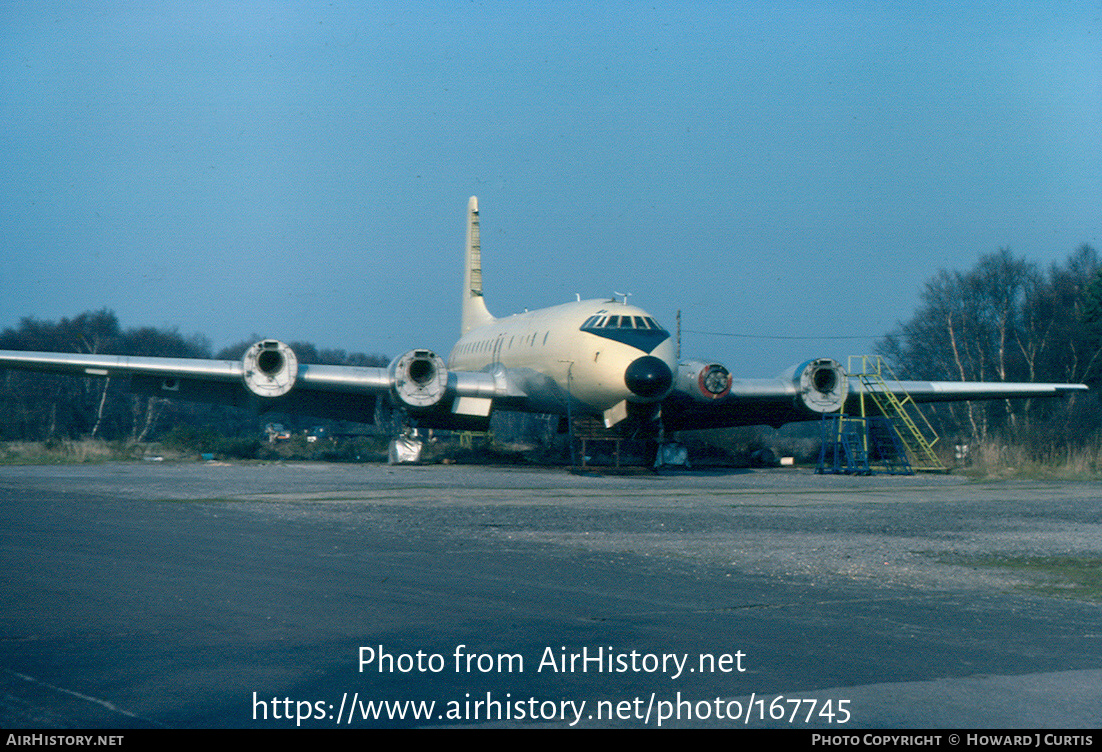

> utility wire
[684,329,884,341]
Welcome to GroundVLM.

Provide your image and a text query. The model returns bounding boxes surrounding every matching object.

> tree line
[875,243,1102,447]
[3,241,1100,453]
[0,309,387,442]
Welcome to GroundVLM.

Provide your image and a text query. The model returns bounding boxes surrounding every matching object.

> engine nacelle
[389,349,448,409]
[676,360,732,402]
[242,340,298,398]
[790,358,847,413]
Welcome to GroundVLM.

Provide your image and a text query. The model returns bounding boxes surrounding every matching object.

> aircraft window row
[581,315,667,333]
[454,332,547,356]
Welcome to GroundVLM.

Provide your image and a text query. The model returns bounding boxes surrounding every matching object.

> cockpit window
[579,311,671,352]
[579,313,669,333]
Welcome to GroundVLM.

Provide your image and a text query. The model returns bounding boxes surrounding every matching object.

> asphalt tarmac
[1,461,1100,728]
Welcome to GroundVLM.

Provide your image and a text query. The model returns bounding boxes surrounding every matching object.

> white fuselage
[447,299,677,416]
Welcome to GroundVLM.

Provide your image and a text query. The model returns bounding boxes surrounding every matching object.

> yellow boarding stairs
[849,355,946,472]
[819,356,946,474]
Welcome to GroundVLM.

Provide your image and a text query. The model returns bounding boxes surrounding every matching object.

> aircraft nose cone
[624,356,673,399]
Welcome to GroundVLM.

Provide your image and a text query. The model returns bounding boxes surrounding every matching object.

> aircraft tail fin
[461,196,494,335]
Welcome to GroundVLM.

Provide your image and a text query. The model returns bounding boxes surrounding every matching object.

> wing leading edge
[661,357,1087,431]
[0,341,508,429]
[0,345,1088,433]
[859,379,1088,403]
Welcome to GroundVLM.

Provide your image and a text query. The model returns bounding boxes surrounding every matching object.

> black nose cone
[624,356,673,399]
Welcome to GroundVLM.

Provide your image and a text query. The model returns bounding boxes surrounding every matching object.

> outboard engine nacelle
[242,340,298,398]
[388,349,448,409]
[790,358,847,413]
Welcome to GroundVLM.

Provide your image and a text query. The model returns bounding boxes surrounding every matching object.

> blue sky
[2,1,1099,376]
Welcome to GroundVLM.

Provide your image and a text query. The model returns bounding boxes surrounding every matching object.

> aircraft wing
[858,378,1088,403]
[662,357,1088,431]
[0,350,247,382]
[0,341,506,428]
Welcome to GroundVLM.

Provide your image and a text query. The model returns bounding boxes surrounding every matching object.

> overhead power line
[684,329,883,341]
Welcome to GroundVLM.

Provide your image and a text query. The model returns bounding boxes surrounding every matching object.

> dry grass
[2,435,1099,477]
[0,439,183,464]
[960,441,1102,480]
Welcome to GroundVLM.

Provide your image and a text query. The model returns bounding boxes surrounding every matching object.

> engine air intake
[242,340,298,398]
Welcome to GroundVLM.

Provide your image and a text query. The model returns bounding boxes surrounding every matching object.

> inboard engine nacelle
[242,339,299,398]
[790,358,847,413]
[388,349,448,409]
[676,360,732,402]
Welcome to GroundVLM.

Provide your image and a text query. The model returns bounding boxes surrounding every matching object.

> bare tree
[877,245,1101,444]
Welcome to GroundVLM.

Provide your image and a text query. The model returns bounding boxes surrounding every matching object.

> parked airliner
[0,197,1087,459]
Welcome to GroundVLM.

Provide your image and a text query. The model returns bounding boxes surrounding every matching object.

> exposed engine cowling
[389,349,448,409]
[676,360,732,402]
[791,358,847,413]
[242,340,299,398]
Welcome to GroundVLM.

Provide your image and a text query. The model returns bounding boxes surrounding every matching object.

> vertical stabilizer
[461,196,495,335]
